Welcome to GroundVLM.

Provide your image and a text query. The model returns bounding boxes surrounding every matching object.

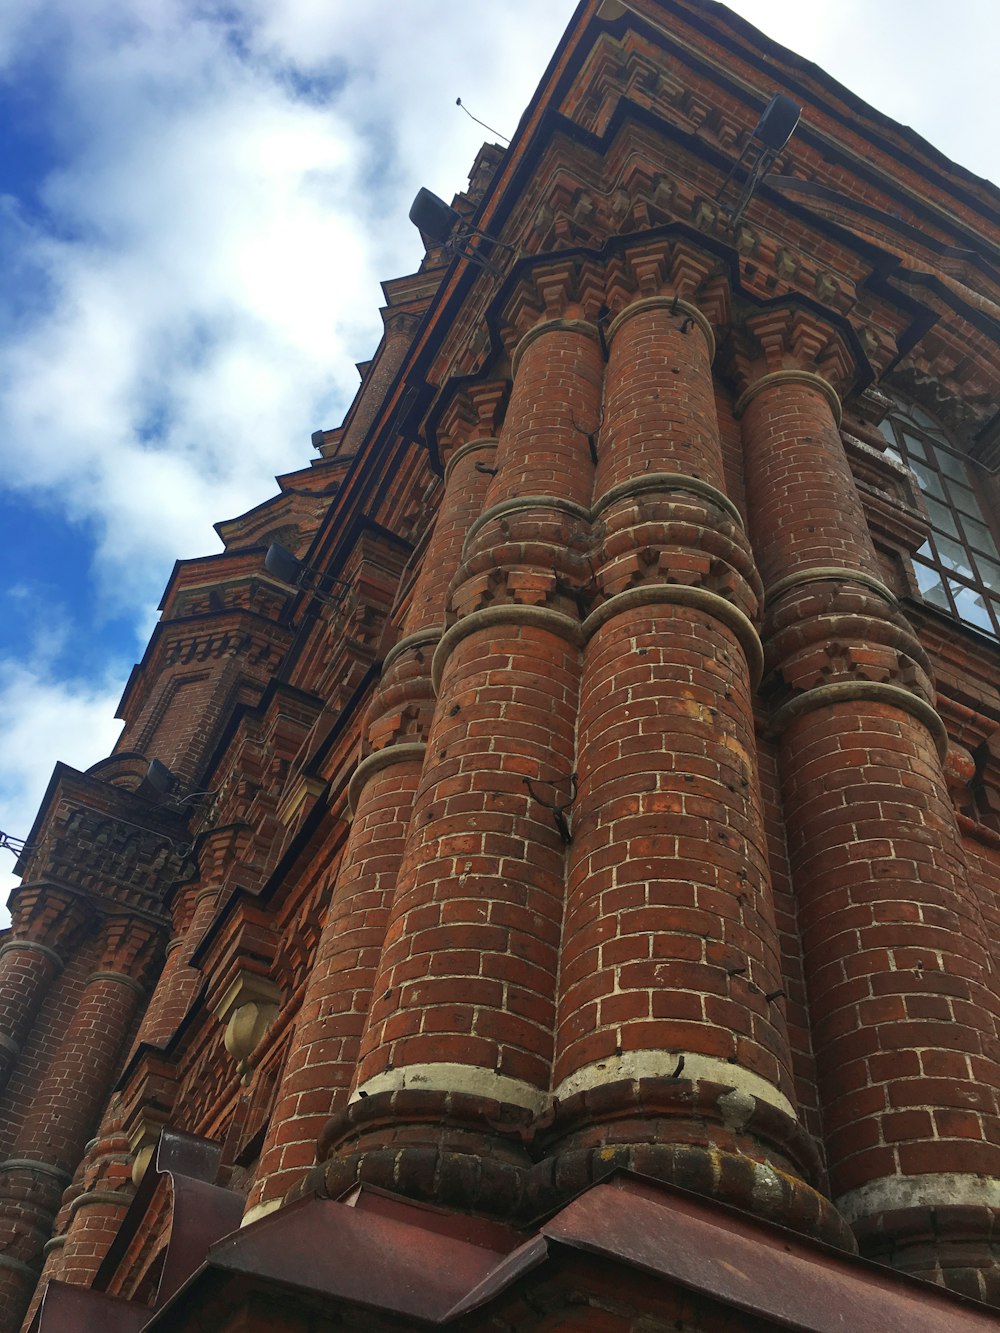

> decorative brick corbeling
[243,420,498,1223]
[736,324,1000,1304]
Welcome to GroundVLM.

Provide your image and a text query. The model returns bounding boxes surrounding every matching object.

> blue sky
[1,0,997,911]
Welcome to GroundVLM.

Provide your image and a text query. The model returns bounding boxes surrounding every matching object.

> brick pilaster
[0,917,158,1332]
[545,290,846,1244]
[244,408,499,1222]
[736,308,1000,1304]
[0,887,87,1096]
[319,306,602,1219]
[21,1103,132,1329]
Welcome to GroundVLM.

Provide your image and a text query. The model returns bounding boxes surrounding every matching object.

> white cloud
[0,0,995,930]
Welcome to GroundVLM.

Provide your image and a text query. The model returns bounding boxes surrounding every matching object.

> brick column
[737,310,1000,1303]
[0,887,86,1095]
[542,289,846,1245]
[21,1105,132,1329]
[0,916,157,1333]
[320,306,602,1220]
[129,882,220,1050]
[244,409,499,1223]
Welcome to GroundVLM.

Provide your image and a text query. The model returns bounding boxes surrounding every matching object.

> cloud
[0,1,576,618]
[0,0,995,932]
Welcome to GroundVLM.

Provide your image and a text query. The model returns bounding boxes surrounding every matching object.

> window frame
[878,397,1000,640]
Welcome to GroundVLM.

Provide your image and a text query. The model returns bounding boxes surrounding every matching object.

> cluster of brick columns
[23,881,223,1324]
[0,916,156,1333]
[243,419,499,1222]
[738,353,1000,1301]
[242,272,1000,1299]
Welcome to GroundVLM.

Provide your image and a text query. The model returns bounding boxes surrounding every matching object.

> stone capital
[500,255,606,349]
[95,915,163,987]
[7,884,90,961]
[436,380,508,460]
[724,303,862,401]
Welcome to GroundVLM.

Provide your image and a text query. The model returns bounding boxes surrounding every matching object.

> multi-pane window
[878,397,1000,639]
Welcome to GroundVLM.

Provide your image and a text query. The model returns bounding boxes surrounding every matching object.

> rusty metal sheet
[95,1129,228,1293]
[28,1280,147,1333]
[203,1194,506,1321]
[528,1175,1000,1332]
[156,1175,244,1306]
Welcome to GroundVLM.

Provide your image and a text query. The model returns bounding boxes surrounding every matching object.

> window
[879,397,1000,639]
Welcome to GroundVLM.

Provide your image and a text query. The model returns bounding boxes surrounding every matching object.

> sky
[0,0,997,911]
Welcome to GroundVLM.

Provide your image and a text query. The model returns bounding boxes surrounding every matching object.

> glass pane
[908,404,944,436]
[899,430,928,461]
[945,479,985,519]
[937,448,971,482]
[925,497,961,538]
[974,554,1000,594]
[935,535,976,579]
[913,561,950,610]
[962,515,1000,556]
[878,419,897,447]
[949,580,994,633]
[908,460,946,501]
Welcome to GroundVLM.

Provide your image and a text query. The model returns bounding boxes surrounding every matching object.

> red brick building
[5,1,1000,1328]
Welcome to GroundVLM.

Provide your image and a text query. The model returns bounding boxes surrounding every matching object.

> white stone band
[553,1050,795,1120]
[835,1172,1000,1224]
[350,1062,550,1115]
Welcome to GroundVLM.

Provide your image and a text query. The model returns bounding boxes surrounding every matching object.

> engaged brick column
[320,308,602,1220]
[244,417,499,1222]
[0,887,86,1095]
[22,1105,132,1329]
[737,315,1000,1303]
[0,917,157,1333]
[129,882,220,1051]
[544,290,846,1244]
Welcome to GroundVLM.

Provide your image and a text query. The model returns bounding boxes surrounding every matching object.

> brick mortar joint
[463,494,591,555]
[86,969,147,998]
[582,584,764,688]
[510,318,600,379]
[347,743,427,817]
[764,565,898,610]
[431,604,584,695]
[592,471,744,530]
[607,296,716,361]
[0,938,63,970]
[735,368,842,425]
[380,628,442,677]
[65,1188,132,1218]
[443,436,498,484]
[770,679,949,759]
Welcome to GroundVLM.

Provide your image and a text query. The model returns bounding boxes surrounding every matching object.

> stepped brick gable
[6,2,1000,1329]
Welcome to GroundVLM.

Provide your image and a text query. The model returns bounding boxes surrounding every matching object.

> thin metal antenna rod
[456,98,510,145]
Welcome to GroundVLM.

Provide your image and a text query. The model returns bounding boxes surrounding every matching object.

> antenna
[455,98,510,146]
[716,93,801,225]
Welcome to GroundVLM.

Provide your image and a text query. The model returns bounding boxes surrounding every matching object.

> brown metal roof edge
[28,1281,147,1333]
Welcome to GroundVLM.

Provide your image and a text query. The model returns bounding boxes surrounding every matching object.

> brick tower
[6,2,1000,1329]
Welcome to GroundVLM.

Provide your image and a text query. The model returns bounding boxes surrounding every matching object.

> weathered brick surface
[740,359,1000,1293]
[8,0,1000,1322]
[353,320,601,1111]
[0,916,155,1331]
